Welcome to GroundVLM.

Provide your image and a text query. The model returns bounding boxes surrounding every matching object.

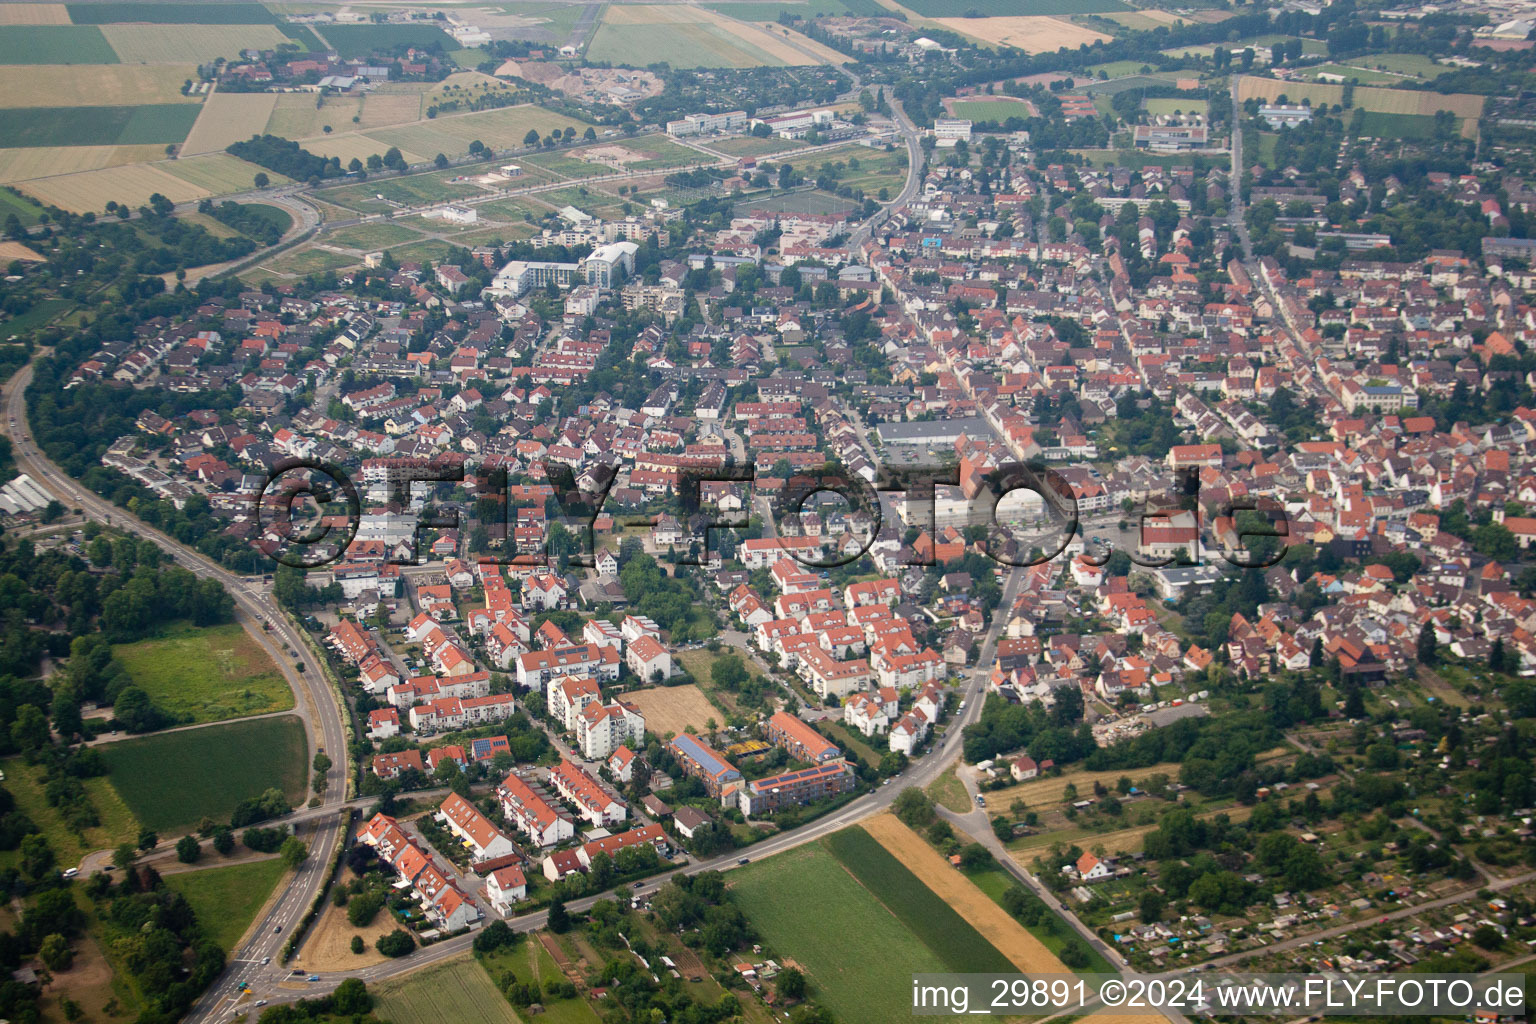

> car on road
[976,795,986,807]
[307,975,320,982]
[262,957,270,965]
[633,881,644,888]
[274,926,281,933]
[255,1001,268,1008]
[738,858,750,865]
[62,867,78,878]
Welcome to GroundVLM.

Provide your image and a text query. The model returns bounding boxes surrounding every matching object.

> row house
[549,759,628,828]
[497,772,577,847]
[408,692,517,734]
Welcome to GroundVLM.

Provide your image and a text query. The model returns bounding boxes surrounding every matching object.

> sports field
[730,841,986,1024]
[950,97,1034,124]
[0,64,199,108]
[372,956,522,1024]
[101,714,308,832]
[0,103,200,148]
[182,93,279,156]
[164,857,288,951]
[1145,98,1207,117]
[0,25,118,63]
[935,15,1109,52]
[903,0,1126,14]
[101,23,292,62]
[112,621,293,725]
[588,5,837,67]
[323,23,462,58]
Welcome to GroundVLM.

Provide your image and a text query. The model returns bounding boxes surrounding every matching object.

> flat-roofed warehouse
[877,416,994,447]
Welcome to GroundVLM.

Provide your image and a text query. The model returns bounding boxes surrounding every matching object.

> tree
[113,842,138,871]
[136,828,157,852]
[1489,638,1507,674]
[213,828,235,856]
[777,966,806,1001]
[351,935,365,954]
[547,897,570,933]
[11,704,49,754]
[893,787,935,828]
[376,929,415,957]
[1139,891,1164,924]
[332,978,372,1015]
[38,933,73,971]
[710,653,749,690]
[1416,621,1437,665]
[176,835,201,863]
[253,172,270,188]
[958,843,990,870]
[524,129,540,147]
[280,836,309,869]
[434,152,449,169]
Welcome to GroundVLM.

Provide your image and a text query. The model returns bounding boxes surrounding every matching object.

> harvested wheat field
[299,879,397,971]
[0,144,165,184]
[181,92,278,155]
[937,15,1108,52]
[0,241,45,262]
[0,3,71,23]
[862,813,1068,973]
[101,23,291,62]
[0,64,199,107]
[18,160,210,212]
[621,683,721,738]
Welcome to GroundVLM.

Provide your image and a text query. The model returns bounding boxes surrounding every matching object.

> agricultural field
[858,814,1069,972]
[0,4,73,24]
[1234,74,1485,122]
[1340,52,1450,80]
[325,221,427,251]
[101,24,293,63]
[949,97,1035,123]
[0,64,199,108]
[371,955,522,1024]
[322,23,462,59]
[1100,9,1187,30]
[0,755,138,871]
[17,160,213,212]
[0,25,118,63]
[263,91,425,141]
[112,621,293,725]
[588,4,838,67]
[1088,59,1157,77]
[823,825,1015,973]
[621,682,722,737]
[1355,110,1441,139]
[1145,97,1208,117]
[100,714,308,832]
[163,857,288,951]
[0,145,165,186]
[160,152,287,192]
[306,104,589,170]
[181,93,279,156]
[904,0,1127,15]
[703,0,864,18]
[934,15,1110,52]
[0,103,200,148]
[66,3,279,23]
[728,841,974,1024]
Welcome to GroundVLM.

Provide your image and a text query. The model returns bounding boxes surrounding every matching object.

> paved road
[0,361,351,1024]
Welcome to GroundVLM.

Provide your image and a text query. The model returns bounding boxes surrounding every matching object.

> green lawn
[1,299,74,338]
[1145,98,1208,117]
[373,954,525,1024]
[926,764,971,813]
[950,98,1033,125]
[901,0,1126,13]
[164,857,288,950]
[101,715,307,832]
[708,135,808,158]
[0,757,138,871]
[729,842,969,1024]
[113,621,292,725]
[325,221,426,251]
[0,25,119,63]
[0,188,47,228]
[1355,110,1440,139]
[819,719,882,769]
[823,827,1013,974]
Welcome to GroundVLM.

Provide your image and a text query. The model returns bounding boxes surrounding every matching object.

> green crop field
[113,621,293,725]
[900,0,1127,14]
[1356,110,1440,139]
[587,19,784,69]
[0,104,199,148]
[823,827,1014,974]
[373,956,523,1024]
[101,715,307,832]
[323,24,462,59]
[729,842,970,1024]
[67,3,278,22]
[0,188,47,228]
[0,25,118,63]
[164,858,288,951]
